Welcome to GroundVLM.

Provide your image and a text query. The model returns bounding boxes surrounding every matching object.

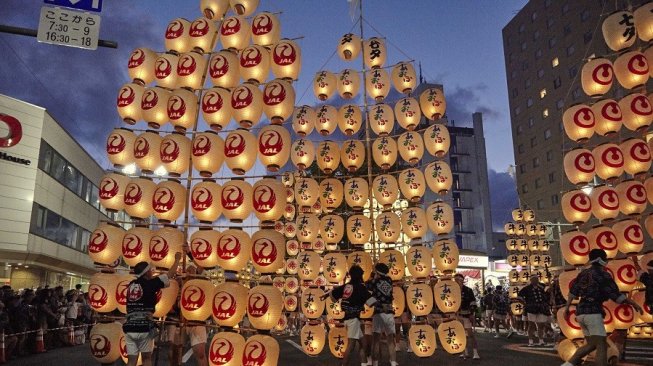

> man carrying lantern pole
[367,263,398,366]
[454,273,480,360]
[561,249,642,366]
[518,274,551,347]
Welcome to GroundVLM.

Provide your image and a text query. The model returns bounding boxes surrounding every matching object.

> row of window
[521,172,557,192]
[30,203,91,253]
[529,194,559,210]
[515,3,591,34]
[518,150,556,174]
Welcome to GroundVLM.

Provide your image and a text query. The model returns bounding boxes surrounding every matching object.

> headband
[136,263,152,278]
[589,257,607,266]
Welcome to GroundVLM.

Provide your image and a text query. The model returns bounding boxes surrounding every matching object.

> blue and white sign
[44,0,102,12]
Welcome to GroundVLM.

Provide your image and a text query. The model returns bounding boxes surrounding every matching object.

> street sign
[37,6,101,50]
[43,0,102,12]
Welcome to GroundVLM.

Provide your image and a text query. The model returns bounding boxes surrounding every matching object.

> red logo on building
[213,291,237,320]
[0,114,22,148]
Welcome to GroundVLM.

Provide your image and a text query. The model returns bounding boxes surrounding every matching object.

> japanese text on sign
[37,6,101,50]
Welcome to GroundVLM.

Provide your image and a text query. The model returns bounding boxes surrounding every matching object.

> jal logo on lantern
[89,230,108,253]
[231,86,253,109]
[259,130,283,155]
[160,139,180,163]
[213,291,237,320]
[264,82,287,106]
[153,187,176,213]
[253,185,277,213]
[190,18,210,37]
[240,47,263,68]
[116,279,131,306]
[209,55,229,78]
[167,96,187,120]
[243,340,267,366]
[134,137,150,159]
[155,58,173,80]
[165,20,185,39]
[248,293,270,317]
[122,234,143,259]
[181,285,207,311]
[178,54,197,76]
[225,134,246,157]
[217,234,241,259]
[273,41,297,66]
[252,238,278,266]
[89,284,108,308]
[149,236,169,261]
[220,17,241,36]
[210,338,235,365]
[124,183,143,206]
[191,238,212,260]
[128,48,146,68]
[202,90,224,114]
[141,89,160,110]
[252,13,273,35]
[221,185,244,209]
[192,135,211,156]
[107,132,126,155]
[90,334,111,358]
[100,177,120,199]
[117,85,136,107]
[191,187,213,211]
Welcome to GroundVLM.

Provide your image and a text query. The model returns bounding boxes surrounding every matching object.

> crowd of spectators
[0,284,93,360]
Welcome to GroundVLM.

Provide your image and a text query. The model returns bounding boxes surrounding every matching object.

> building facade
[0,94,111,289]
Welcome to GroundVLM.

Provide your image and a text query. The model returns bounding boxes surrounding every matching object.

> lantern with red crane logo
[123,177,156,219]
[270,39,301,81]
[89,273,117,313]
[252,178,285,223]
[208,331,245,366]
[208,50,240,88]
[190,229,220,268]
[142,87,173,129]
[247,284,283,330]
[224,129,257,175]
[189,16,217,53]
[220,15,250,50]
[167,88,198,132]
[192,131,224,177]
[133,130,163,174]
[89,223,125,266]
[177,51,207,90]
[115,273,135,314]
[107,128,136,168]
[160,132,191,177]
[153,54,179,90]
[116,82,145,124]
[257,125,290,172]
[216,228,251,271]
[127,47,157,85]
[149,226,184,269]
[164,18,191,53]
[251,229,284,274]
[263,79,295,125]
[220,179,252,222]
[152,180,186,223]
[231,83,263,128]
[99,173,130,212]
[239,44,270,84]
[202,87,233,131]
[251,12,280,46]
[213,282,248,327]
[181,279,214,321]
[89,322,122,364]
[242,335,279,366]
[121,226,151,267]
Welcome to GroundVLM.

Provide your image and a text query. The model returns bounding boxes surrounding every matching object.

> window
[556,99,565,110]
[569,65,578,78]
[564,24,572,36]
[562,3,569,14]
[533,157,540,167]
[551,194,559,205]
[30,204,90,252]
[531,12,538,21]
[548,37,557,48]
[566,44,575,56]
[525,78,532,89]
[512,88,519,98]
[519,24,525,33]
[511,70,517,79]
[522,184,529,193]
[544,128,552,140]
[535,48,542,59]
[552,57,559,67]
[537,199,544,209]
[553,77,562,89]
[522,61,529,71]
[540,88,547,99]
[546,150,553,162]
[517,124,524,135]
[530,137,537,147]
[547,18,555,29]
[584,31,593,44]
[533,30,540,40]
[514,106,522,116]
[549,172,555,182]
[535,178,542,188]
[527,98,533,107]
[537,68,545,79]
[521,41,528,51]
[581,9,590,21]
[528,117,535,127]
[543,109,549,118]
[572,87,582,100]
[545,0,552,7]
[519,164,526,173]
[518,144,525,153]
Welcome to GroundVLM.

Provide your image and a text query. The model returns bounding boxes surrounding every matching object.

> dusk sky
[0,0,527,228]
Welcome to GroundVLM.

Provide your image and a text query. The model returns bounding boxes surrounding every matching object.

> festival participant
[367,263,397,366]
[454,273,480,360]
[492,285,511,338]
[561,249,642,366]
[482,287,495,333]
[518,274,550,346]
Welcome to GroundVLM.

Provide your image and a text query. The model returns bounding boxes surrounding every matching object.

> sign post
[36,6,101,50]
[43,0,103,12]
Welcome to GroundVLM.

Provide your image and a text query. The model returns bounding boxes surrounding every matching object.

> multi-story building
[0,94,116,289]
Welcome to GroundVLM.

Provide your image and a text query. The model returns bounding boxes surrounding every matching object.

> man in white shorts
[367,263,397,366]
[454,273,480,360]
[518,275,551,347]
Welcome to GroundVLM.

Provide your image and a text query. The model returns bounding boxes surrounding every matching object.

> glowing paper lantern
[208,331,245,366]
[589,185,620,221]
[375,211,402,245]
[337,104,362,136]
[563,148,595,185]
[294,177,319,209]
[191,132,223,177]
[188,16,217,53]
[208,50,240,89]
[168,88,198,132]
[121,226,151,267]
[189,229,220,268]
[593,143,624,180]
[406,283,433,316]
[190,180,222,223]
[176,51,208,90]
[252,178,285,223]
[107,128,136,169]
[201,87,233,131]
[220,15,250,50]
[561,189,592,224]
[633,290,653,323]
[251,12,280,46]
[142,87,173,129]
[270,39,301,81]
[592,99,622,136]
[395,97,422,131]
[391,62,417,94]
[292,106,315,137]
[285,276,299,294]
[424,123,450,157]
[427,201,454,236]
[152,180,186,223]
[602,11,636,52]
[419,88,446,121]
[363,37,386,69]
[635,2,653,41]
[165,18,191,53]
[605,301,636,330]
[406,246,432,279]
[372,136,398,170]
[433,239,459,273]
[329,324,349,358]
[284,294,298,312]
[437,320,466,354]
[296,214,320,244]
[557,305,584,340]
[401,207,427,239]
[563,104,595,142]
[247,284,283,331]
[369,103,395,136]
[250,229,285,274]
[613,219,644,254]
[340,140,365,173]
[313,71,337,101]
[99,173,129,212]
[379,249,405,281]
[263,79,295,125]
[290,138,315,170]
[89,273,117,313]
[337,33,361,60]
[347,251,373,281]
[153,280,179,317]
[614,51,649,90]
[560,230,590,266]
[316,141,341,174]
[181,279,214,321]
[239,44,270,84]
[434,278,461,314]
[89,224,125,266]
[581,58,613,97]
[301,287,325,319]
[408,324,436,357]
[616,180,647,216]
[319,178,344,211]
[153,54,179,90]
[372,174,399,209]
[160,132,191,177]
[221,179,252,222]
[301,322,326,356]
[229,0,258,16]
[242,335,279,366]
[587,225,618,259]
[149,226,183,269]
[323,252,347,284]
[366,68,391,102]
[123,177,156,219]
[425,161,452,195]
[127,48,157,85]
[116,82,144,124]
[89,322,122,364]
[398,131,424,164]
[337,69,361,99]
[231,83,263,128]
[315,104,338,136]
[320,214,345,247]
[224,129,257,175]
[621,138,652,176]
[346,214,372,245]
[620,93,653,131]
[399,168,426,203]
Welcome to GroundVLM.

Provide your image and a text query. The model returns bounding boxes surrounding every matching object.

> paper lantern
[337,104,362,136]
[229,0,258,16]
[424,161,452,195]
[142,87,173,129]
[251,229,285,274]
[282,294,298,312]
[191,132,223,177]
[329,324,349,358]
[251,12,280,46]
[419,88,446,121]
[188,16,217,53]
[165,18,191,53]
[406,283,433,316]
[315,104,338,136]
[320,215,345,246]
[622,138,652,176]
[363,37,386,69]
[394,97,421,131]
[347,251,373,281]
[153,280,179,317]
[563,148,595,185]
[589,185,620,221]
[106,128,136,169]
[369,103,395,136]
[587,225,618,259]
[224,129,257,175]
[316,141,340,174]
[284,276,299,294]
[614,51,649,90]
[313,71,336,101]
[390,286,405,317]
[116,82,144,124]
[340,140,365,173]
[398,131,425,164]
[561,190,592,224]
[301,287,325,319]
[557,305,584,340]
[99,173,129,212]
[153,54,179,90]
[433,239,459,273]
[127,47,157,85]
[220,179,252,222]
[208,50,240,89]
[190,180,222,223]
[239,44,270,84]
[427,201,454,236]
[89,223,125,266]
[592,99,622,136]
[434,278,461,314]
[620,93,653,131]
[602,10,636,52]
[176,51,208,90]
[188,228,220,268]
[606,301,637,330]
[508,286,521,300]
[581,58,613,97]
[214,228,250,272]
[294,177,319,209]
[635,2,653,41]
[519,253,530,267]
[89,273,117,313]
[424,123,450,157]
[296,214,320,244]
[181,279,214,321]
[398,168,426,203]
[231,83,263,128]
[593,143,624,180]
[262,79,295,125]
[527,238,540,251]
[560,230,590,266]
[121,226,151,267]
[208,331,245,366]
[160,132,191,177]
[133,131,163,174]
[507,254,519,267]
[616,180,647,216]
[123,177,156,219]
[337,33,361,60]
[406,246,432,278]
[242,335,279,366]
[366,68,390,102]
[376,212,401,244]
[149,226,183,269]
[270,39,301,81]
[515,222,527,236]
[167,88,198,132]
[605,258,638,292]
[301,322,326,356]
[401,207,427,239]
[152,180,186,223]
[614,219,644,254]
[290,138,315,170]
[504,222,517,235]
[391,62,417,94]
[292,106,315,137]
[252,178,285,223]
[326,297,344,321]
[247,284,283,330]
[89,322,122,364]
[220,15,250,50]
[346,214,372,245]
[379,249,405,281]
[563,104,595,142]
[323,252,347,283]
[437,320,466,355]
[408,324,436,357]
[336,69,361,99]
[558,269,580,302]
[633,290,653,324]
[201,87,233,131]
[319,178,344,211]
[508,269,520,284]
[519,269,532,284]
[372,136,397,170]
[506,239,518,251]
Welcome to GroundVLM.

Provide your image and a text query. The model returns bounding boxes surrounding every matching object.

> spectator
[482,287,494,333]
[492,285,511,338]
[454,273,480,360]
[367,263,396,366]
[0,299,18,359]
[64,289,82,345]
[518,274,550,346]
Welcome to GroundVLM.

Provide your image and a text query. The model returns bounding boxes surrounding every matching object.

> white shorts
[373,313,396,335]
[187,326,207,347]
[345,318,363,339]
[576,314,606,337]
[527,313,549,323]
[125,332,154,355]
[485,310,494,317]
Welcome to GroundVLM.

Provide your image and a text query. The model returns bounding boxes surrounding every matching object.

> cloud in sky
[488,168,519,231]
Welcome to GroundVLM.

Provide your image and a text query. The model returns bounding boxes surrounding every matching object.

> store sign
[458,255,488,268]
[37,6,101,50]
[0,113,31,166]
